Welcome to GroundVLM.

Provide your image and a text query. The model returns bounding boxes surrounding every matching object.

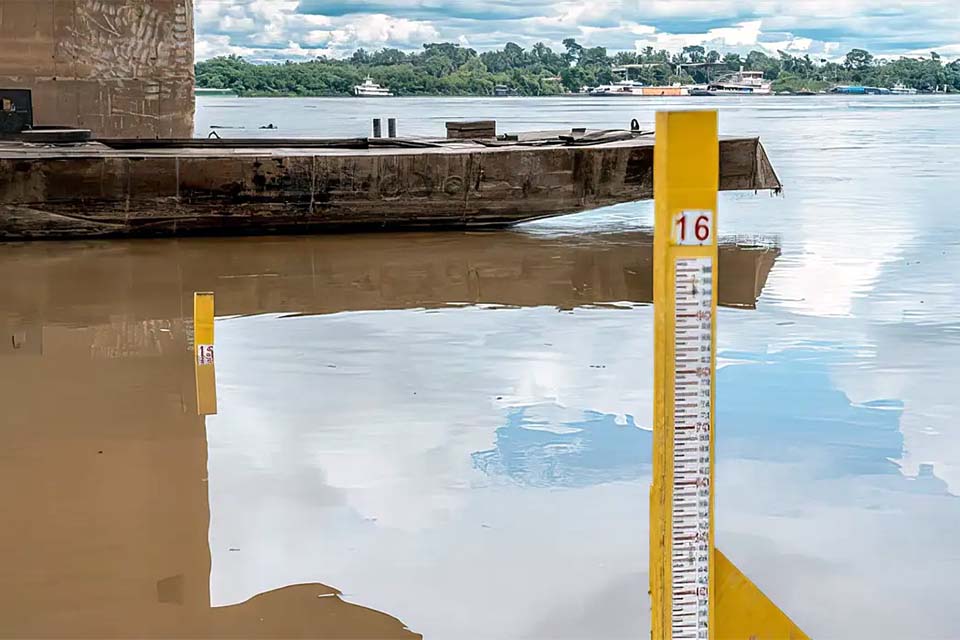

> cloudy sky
[195,0,960,62]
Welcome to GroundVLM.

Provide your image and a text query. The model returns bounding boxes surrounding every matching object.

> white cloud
[325,14,440,51]
[195,33,249,59]
[635,19,765,51]
[906,42,960,57]
[193,0,960,61]
[195,0,439,59]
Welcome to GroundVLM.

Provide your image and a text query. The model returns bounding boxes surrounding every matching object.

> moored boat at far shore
[589,81,689,96]
[689,69,772,96]
[354,76,394,97]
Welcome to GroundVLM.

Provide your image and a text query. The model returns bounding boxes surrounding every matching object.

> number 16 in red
[672,210,713,246]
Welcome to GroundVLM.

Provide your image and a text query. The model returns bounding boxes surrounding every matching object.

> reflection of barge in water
[0,231,780,323]
[0,130,780,240]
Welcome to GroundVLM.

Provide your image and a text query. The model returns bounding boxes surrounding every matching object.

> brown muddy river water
[3,96,960,639]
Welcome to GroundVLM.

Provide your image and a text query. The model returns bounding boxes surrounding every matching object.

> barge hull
[0,136,780,240]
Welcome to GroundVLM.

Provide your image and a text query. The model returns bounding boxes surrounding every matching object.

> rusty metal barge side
[0,135,780,240]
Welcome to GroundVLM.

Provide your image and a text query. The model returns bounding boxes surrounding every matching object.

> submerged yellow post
[650,111,809,639]
[193,292,217,416]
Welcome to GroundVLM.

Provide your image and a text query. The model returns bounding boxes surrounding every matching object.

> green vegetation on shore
[195,41,960,97]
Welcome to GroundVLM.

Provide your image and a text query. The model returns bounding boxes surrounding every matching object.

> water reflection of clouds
[721,103,960,499]
[832,235,960,495]
[718,347,905,478]
[208,308,654,637]
[716,344,959,638]
[758,197,914,319]
[208,303,960,637]
[472,405,650,488]
[471,343,922,491]
[208,306,657,539]
[736,209,960,494]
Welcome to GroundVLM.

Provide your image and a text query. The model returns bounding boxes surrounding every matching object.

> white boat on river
[354,77,394,97]
[691,69,772,96]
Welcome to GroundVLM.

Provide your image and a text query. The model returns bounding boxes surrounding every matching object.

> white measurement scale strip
[671,257,713,640]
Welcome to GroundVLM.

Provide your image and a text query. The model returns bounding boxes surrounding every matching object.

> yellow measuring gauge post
[193,291,218,416]
[650,109,719,640]
[650,110,808,640]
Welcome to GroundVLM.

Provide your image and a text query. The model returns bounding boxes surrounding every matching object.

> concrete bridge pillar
[0,0,195,138]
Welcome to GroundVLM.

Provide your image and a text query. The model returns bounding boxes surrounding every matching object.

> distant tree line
[195,40,960,97]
